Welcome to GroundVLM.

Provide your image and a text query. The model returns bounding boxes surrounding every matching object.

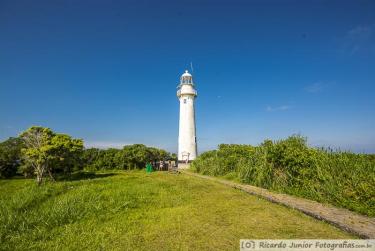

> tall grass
[0,171,353,250]
[191,135,375,216]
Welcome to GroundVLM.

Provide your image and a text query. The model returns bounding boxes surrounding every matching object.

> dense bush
[82,144,172,171]
[0,137,23,178]
[191,135,375,216]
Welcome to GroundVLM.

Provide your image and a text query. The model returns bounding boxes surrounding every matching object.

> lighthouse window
[184,99,187,104]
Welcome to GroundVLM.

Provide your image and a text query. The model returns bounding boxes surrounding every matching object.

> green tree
[20,127,54,184]
[83,144,172,171]
[82,148,102,170]
[171,153,177,161]
[47,134,84,177]
[0,137,23,178]
[20,126,83,184]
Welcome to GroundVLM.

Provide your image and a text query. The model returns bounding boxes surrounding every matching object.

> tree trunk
[48,168,56,182]
[36,164,45,185]
[36,173,43,185]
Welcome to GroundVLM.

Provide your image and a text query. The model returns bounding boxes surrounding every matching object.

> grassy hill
[0,170,354,250]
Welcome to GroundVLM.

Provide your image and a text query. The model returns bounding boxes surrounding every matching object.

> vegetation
[191,135,375,216]
[0,126,173,183]
[0,137,23,178]
[82,144,172,171]
[0,171,354,250]
[19,126,84,184]
[0,127,370,248]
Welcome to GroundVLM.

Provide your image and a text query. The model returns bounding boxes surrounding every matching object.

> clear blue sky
[1,0,374,153]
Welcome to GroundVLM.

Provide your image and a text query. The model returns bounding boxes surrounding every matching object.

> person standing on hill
[159,160,164,171]
[146,162,153,173]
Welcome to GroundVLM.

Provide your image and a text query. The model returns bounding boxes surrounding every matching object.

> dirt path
[182,171,375,239]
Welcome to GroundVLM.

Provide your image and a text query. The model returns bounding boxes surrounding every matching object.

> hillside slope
[0,171,354,250]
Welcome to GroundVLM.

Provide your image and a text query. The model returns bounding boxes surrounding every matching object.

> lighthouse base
[178,160,194,163]
[177,163,191,169]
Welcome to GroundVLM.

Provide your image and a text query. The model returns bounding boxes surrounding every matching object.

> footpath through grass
[0,171,354,250]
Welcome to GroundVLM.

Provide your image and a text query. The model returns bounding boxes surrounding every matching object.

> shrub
[82,144,172,171]
[0,137,23,178]
[192,135,375,216]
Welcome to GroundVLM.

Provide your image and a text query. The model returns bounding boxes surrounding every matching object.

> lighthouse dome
[180,70,193,85]
[181,70,192,77]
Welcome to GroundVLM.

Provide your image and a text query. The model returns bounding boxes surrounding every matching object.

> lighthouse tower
[177,70,197,163]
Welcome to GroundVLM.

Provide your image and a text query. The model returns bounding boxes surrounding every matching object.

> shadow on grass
[57,171,118,181]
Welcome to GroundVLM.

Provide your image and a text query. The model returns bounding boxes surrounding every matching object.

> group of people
[146,160,177,173]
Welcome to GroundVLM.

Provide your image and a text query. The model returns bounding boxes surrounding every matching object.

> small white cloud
[266,105,292,112]
[342,24,375,55]
[305,81,335,93]
[305,82,324,93]
[84,141,132,149]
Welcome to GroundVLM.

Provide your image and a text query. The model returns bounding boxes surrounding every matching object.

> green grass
[0,171,355,250]
[191,136,375,216]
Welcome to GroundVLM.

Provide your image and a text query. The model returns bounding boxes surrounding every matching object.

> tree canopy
[82,144,172,171]
[19,126,83,184]
[0,137,23,178]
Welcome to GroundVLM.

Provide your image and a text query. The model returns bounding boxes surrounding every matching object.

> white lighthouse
[177,70,198,163]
